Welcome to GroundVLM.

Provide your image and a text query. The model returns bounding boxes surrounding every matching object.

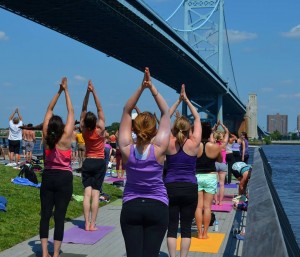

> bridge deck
[0,176,246,257]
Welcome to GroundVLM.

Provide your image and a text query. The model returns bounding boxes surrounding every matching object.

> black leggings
[120,198,169,257]
[39,169,73,241]
[166,182,198,238]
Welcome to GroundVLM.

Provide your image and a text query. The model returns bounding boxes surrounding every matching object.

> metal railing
[242,147,300,257]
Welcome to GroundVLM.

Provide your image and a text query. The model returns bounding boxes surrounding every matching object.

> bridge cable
[166,0,185,22]
[224,13,240,97]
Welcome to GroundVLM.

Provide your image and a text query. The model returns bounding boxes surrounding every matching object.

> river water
[262,144,300,246]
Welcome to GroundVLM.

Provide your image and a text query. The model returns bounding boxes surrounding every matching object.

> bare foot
[202,234,209,239]
[85,222,90,231]
[89,224,98,231]
[219,201,223,206]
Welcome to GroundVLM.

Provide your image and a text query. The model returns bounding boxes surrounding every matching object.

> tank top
[240,139,249,156]
[226,142,233,154]
[232,141,240,152]
[123,144,168,205]
[217,141,227,163]
[164,141,197,184]
[83,129,105,158]
[196,142,217,173]
[44,147,72,171]
[76,133,85,144]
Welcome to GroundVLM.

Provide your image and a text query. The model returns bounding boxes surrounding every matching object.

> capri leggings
[120,198,169,257]
[39,169,73,241]
[165,182,198,238]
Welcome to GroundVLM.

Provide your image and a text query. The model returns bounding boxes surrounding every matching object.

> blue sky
[0,0,299,132]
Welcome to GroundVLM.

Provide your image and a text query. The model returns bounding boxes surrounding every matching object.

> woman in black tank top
[195,122,220,239]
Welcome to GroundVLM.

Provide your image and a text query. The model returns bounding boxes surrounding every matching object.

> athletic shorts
[240,166,251,176]
[82,158,106,190]
[195,173,217,194]
[8,140,21,154]
[25,141,34,153]
[71,142,77,152]
[78,143,85,152]
[215,162,228,172]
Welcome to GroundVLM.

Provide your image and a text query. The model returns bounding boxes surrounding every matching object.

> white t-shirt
[8,120,23,140]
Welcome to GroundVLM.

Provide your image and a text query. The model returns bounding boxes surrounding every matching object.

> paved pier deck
[0,177,246,257]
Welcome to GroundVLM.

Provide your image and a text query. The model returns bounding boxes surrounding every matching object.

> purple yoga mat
[218,183,238,189]
[52,226,115,244]
[105,177,125,182]
[211,203,233,212]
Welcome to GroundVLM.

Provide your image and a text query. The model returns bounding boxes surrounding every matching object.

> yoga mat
[104,177,125,182]
[51,225,115,244]
[223,194,234,200]
[176,233,225,253]
[218,183,237,188]
[110,199,123,206]
[28,253,87,257]
[211,203,233,212]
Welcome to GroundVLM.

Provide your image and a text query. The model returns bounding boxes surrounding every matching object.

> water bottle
[214,220,219,232]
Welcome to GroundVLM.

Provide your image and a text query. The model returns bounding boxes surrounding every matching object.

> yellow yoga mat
[176,233,225,253]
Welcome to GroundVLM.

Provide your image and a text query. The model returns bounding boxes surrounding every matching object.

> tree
[270,130,282,140]
[106,122,120,134]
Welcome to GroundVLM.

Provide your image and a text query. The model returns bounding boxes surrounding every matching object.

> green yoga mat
[110,199,123,206]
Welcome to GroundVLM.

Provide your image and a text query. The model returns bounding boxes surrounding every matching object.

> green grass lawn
[0,165,123,252]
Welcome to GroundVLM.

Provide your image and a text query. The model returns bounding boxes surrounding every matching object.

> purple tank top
[123,144,168,205]
[164,145,197,184]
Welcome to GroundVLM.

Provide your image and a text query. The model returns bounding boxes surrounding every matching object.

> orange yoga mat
[176,233,225,253]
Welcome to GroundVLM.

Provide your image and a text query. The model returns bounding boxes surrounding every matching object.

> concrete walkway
[0,180,245,257]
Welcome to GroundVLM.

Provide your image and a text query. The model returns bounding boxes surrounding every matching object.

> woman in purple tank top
[118,67,171,257]
[165,84,202,257]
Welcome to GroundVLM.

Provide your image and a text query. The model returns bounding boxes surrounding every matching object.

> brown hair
[133,112,157,145]
[172,116,190,144]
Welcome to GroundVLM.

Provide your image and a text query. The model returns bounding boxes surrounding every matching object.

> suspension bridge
[0,0,259,135]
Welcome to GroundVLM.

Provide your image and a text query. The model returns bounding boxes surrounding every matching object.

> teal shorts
[196,173,217,194]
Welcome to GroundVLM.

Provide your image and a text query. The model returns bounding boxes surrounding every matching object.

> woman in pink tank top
[211,122,229,206]
[40,77,74,257]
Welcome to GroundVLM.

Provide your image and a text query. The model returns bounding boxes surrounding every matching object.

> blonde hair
[172,116,190,144]
[133,112,157,145]
[213,131,224,142]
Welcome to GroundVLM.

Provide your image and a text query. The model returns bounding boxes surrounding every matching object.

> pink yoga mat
[104,177,125,182]
[211,203,233,212]
[51,225,115,244]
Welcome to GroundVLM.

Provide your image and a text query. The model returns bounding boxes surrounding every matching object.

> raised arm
[181,84,201,146]
[118,69,149,151]
[219,122,229,145]
[147,71,171,154]
[9,109,16,121]
[80,83,90,130]
[15,108,22,121]
[88,80,105,132]
[43,81,64,137]
[61,78,74,141]
[169,95,182,117]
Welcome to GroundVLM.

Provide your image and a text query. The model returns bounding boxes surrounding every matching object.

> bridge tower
[246,94,258,139]
[167,0,227,125]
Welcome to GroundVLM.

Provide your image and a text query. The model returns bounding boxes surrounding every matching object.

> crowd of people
[2,67,252,257]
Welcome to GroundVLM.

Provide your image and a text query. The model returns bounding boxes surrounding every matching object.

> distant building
[267,113,288,135]
[245,93,258,139]
[297,115,300,131]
